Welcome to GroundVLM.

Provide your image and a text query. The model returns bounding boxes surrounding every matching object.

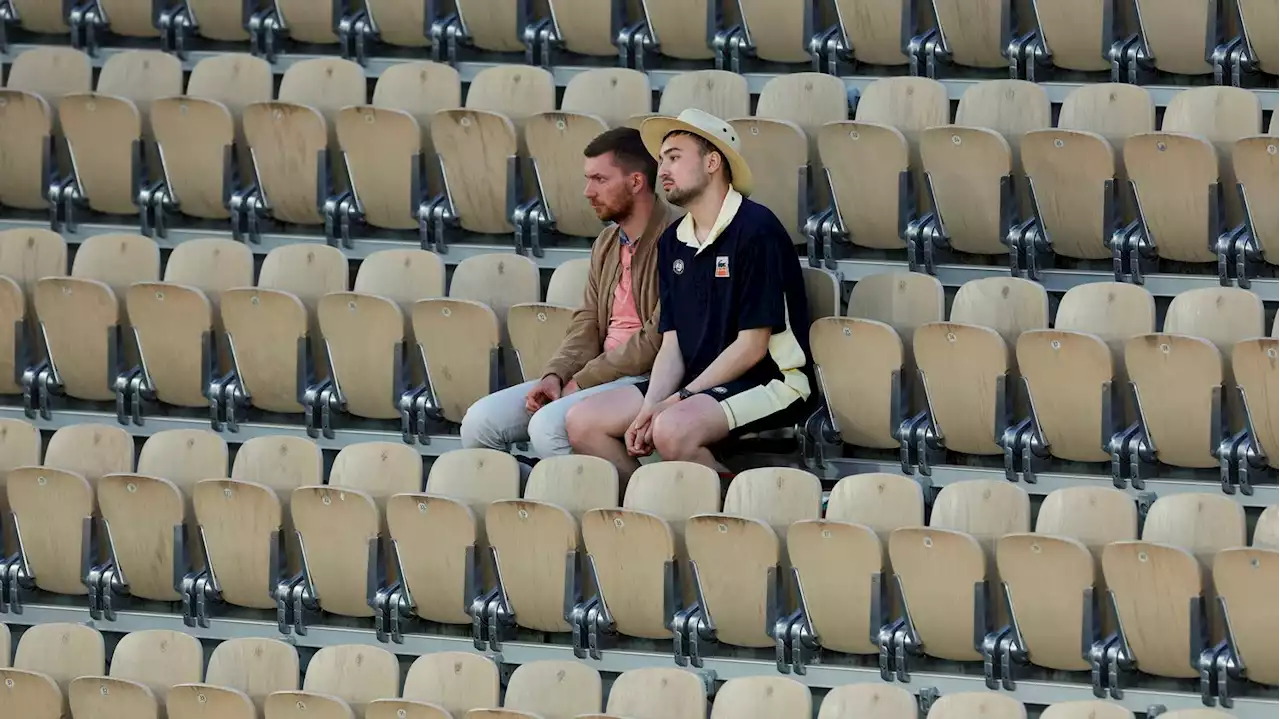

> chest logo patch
[715,256,730,278]
[673,259,685,275]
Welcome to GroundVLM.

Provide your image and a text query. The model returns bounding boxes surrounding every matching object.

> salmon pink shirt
[604,233,644,352]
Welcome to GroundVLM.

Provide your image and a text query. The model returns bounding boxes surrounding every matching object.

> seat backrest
[138,428,228,492]
[525,111,612,239]
[318,292,406,421]
[1233,135,1280,262]
[1238,0,1279,74]
[430,109,520,235]
[1124,333,1227,468]
[855,77,951,156]
[1102,540,1203,678]
[95,50,184,119]
[1256,505,1279,549]
[1058,84,1155,148]
[1054,282,1156,359]
[847,272,944,340]
[219,288,311,413]
[127,283,215,407]
[164,237,254,301]
[949,277,1049,349]
[642,0,717,59]
[337,106,424,232]
[1163,87,1262,226]
[657,71,750,119]
[184,0,254,40]
[728,118,809,244]
[412,298,502,423]
[0,91,53,211]
[7,468,95,596]
[330,441,423,504]
[401,652,500,715]
[1123,132,1221,264]
[355,249,446,308]
[9,1,70,33]
[525,454,620,519]
[723,467,822,542]
[0,227,66,300]
[5,47,91,103]
[0,418,40,555]
[97,474,185,601]
[818,684,916,719]
[756,73,850,187]
[186,53,275,178]
[1234,338,1279,466]
[1036,486,1138,552]
[736,0,818,63]
[1041,701,1135,719]
[258,243,348,371]
[831,0,913,64]
[57,94,142,216]
[955,80,1051,160]
[372,62,463,165]
[13,623,105,693]
[242,102,332,225]
[709,676,811,719]
[465,65,556,124]
[109,629,204,707]
[1142,494,1246,567]
[303,645,400,716]
[918,125,1015,256]
[365,0,435,46]
[825,473,924,537]
[544,259,591,307]
[484,499,579,632]
[1164,287,1266,356]
[606,667,707,719]
[561,69,652,127]
[1030,0,1117,72]
[192,478,285,610]
[275,0,341,42]
[426,448,522,512]
[931,0,1016,68]
[926,692,1026,719]
[1132,0,1219,74]
[1213,547,1279,686]
[449,253,541,333]
[44,422,134,487]
[504,661,602,718]
[278,58,368,125]
[72,233,161,301]
[931,479,1030,555]
[810,319,901,449]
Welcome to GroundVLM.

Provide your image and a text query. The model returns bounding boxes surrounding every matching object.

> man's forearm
[643,336,684,406]
[685,331,770,394]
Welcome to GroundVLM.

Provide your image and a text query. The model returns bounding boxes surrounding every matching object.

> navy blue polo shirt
[657,191,814,404]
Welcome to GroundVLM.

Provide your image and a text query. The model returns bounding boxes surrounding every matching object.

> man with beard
[460,127,675,460]
[564,109,813,480]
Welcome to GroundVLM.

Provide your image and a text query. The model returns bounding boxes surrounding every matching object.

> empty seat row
[0,228,590,435]
[808,273,1278,491]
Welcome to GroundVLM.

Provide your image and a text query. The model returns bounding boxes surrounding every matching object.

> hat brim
[640,116,754,198]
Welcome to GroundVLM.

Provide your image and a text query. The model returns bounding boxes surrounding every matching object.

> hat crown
[670,108,741,152]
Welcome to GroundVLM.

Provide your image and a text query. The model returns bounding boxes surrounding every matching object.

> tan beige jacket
[541,201,675,388]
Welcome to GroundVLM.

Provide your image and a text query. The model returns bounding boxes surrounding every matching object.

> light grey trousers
[459,375,646,457]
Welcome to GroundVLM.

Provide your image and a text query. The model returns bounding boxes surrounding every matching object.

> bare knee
[652,410,699,460]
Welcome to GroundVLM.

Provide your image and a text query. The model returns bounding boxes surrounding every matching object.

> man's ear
[704,149,723,175]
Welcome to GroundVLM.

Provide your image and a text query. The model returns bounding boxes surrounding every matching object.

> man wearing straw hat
[565,109,813,480]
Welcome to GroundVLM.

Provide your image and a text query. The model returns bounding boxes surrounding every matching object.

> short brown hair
[584,127,658,190]
[662,130,733,185]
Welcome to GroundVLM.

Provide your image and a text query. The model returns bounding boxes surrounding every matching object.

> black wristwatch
[678,387,694,400]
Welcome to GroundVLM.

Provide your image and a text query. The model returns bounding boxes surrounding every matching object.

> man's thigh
[567,384,647,436]
[533,376,646,427]
[460,379,540,442]
[655,394,732,447]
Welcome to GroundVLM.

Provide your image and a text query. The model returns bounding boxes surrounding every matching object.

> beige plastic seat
[0,85,52,213]
[789,473,923,656]
[261,57,367,197]
[813,273,943,450]
[387,449,521,626]
[582,462,719,644]
[94,429,226,602]
[1237,0,1278,75]
[729,117,809,245]
[889,480,1029,665]
[0,623,104,717]
[997,487,1137,673]
[1162,87,1262,228]
[194,482,294,611]
[826,0,916,65]
[448,252,541,385]
[1122,132,1222,265]
[222,243,348,414]
[1124,287,1264,470]
[604,667,707,719]
[818,684,915,719]
[273,0,342,43]
[317,291,408,421]
[3,47,90,177]
[1017,282,1155,463]
[503,660,602,718]
[709,676,811,719]
[539,0,625,57]
[927,0,1022,70]
[162,237,255,375]
[96,0,166,37]
[411,298,501,424]
[466,65,557,132]
[680,469,821,653]
[1030,0,1123,72]
[371,62,462,198]
[753,73,847,225]
[6,0,73,34]
[1213,546,1278,687]
[291,442,422,620]
[0,228,66,374]
[451,0,535,52]
[219,434,323,572]
[1103,494,1245,682]
[431,109,521,236]
[912,277,1048,458]
[69,629,203,719]
[1041,702,1134,719]
[31,233,158,403]
[656,71,751,120]
[1233,135,1278,264]
[337,105,428,233]
[509,259,588,381]
[485,456,619,639]
[375,651,500,718]
[734,0,821,63]
[0,417,39,557]
[1132,0,1220,75]
[927,693,1025,719]
[801,267,841,320]
[641,0,717,60]
[819,77,948,248]
[561,68,652,128]
[525,110,611,239]
[168,638,300,719]
[1234,337,1278,470]
[185,54,276,183]
[266,644,399,719]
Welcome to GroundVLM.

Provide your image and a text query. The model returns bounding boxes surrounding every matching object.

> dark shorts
[634,377,811,438]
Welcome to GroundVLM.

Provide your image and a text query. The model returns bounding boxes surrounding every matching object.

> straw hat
[639,108,754,197]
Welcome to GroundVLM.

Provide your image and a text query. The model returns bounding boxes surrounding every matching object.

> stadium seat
[816,77,948,257]
[1233,337,1278,476]
[656,70,751,121]
[285,442,421,631]
[604,666,708,719]
[148,55,274,230]
[1021,0,1120,78]
[378,450,520,637]
[710,676,811,719]
[157,237,255,373]
[87,429,226,613]
[728,115,809,245]
[1212,543,1278,696]
[1097,494,1245,696]
[167,638,298,719]
[467,64,557,131]
[2,46,92,190]
[718,0,818,68]
[0,80,52,213]
[0,417,38,558]
[808,272,942,460]
[994,487,1137,681]
[903,277,1048,474]
[316,289,408,424]
[0,623,104,716]
[786,473,922,665]
[1127,0,1220,77]
[1162,87,1261,228]
[1013,282,1155,476]
[370,61,463,200]
[534,0,629,63]
[674,468,820,665]
[801,266,841,320]
[265,644,399,719]
[1119,287,1264,483]
[634,0,718,62]
[817,684,916,719]
[1230,134,1278,272]
[165,0,258,46]
[561,68,652,127]
[451,251,538,344]
[1226,0,1278,83]
[68,628,202,719]
[480,455,618,648]
[580,463,715,652]
[368,652,500,718]
[524,110,611,241]
[884,480,1029,677]
[215,243,347,424]
[3,0,71,37]
[0,228,65,385]
[508,259,588,382]
[926,692,1025,719]
[334,104,430,241]
[910,0,1029,77]
[504,660,602,717]
[1041,702,1134,719]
